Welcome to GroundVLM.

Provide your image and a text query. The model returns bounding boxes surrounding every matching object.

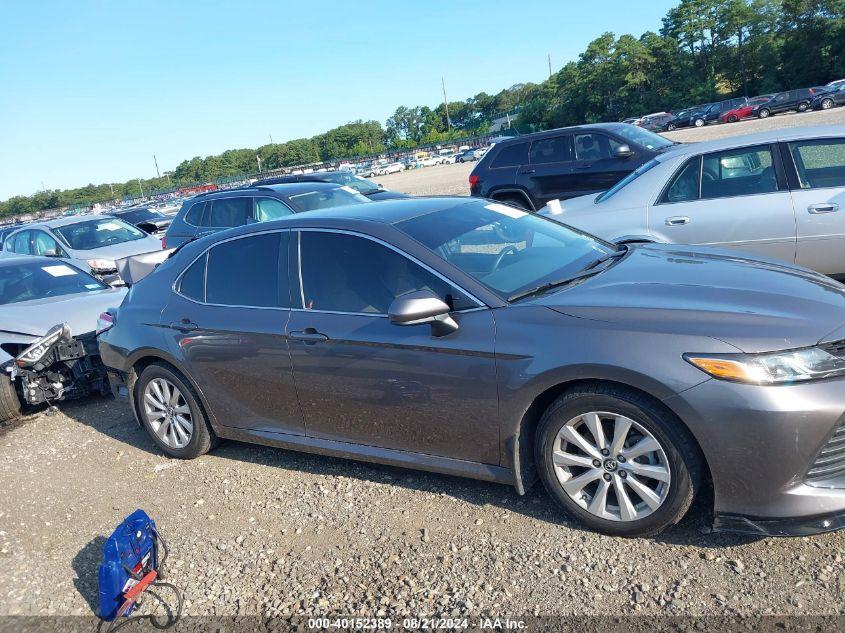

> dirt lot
[3,109,845,623]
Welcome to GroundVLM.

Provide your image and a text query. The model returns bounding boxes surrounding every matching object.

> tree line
[2,0,842,219]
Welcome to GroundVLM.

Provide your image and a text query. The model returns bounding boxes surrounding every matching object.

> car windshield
[614,125,674,151]
[0,261,107,305]
[398,201,614,299]
[54,217,146,250]
[320,171,381,194]
[596,159,660,202]
[114,208,159,223]
[287,186,371,212]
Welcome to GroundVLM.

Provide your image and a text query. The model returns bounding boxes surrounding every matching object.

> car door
[651,144,797,263]
[525,135,576,205]
[160,230,305,435]
[286,228,500,464]
[571,132,636,195]
[784,138,845,275]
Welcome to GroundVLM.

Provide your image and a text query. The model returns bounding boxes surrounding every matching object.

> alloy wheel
[822,99,833,110]
[143,378,193,449]
[552,411,671,522]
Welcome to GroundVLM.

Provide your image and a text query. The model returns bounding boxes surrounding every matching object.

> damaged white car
[0,256,126,423]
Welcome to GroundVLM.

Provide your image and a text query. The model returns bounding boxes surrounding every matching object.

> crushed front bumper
[714,509,845,537]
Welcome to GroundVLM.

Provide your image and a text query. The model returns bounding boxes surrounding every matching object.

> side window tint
[662,157,701,203]
[33,231,62,256]
[490,143,529,168]
[255,198,294,222]
[529,136,573,164]
[184,201,205,226]
[179,253,206,302]
[206,232,287,307]
[701,146,777,199]
[12,231,32,255]
[574,134,612,160]
[298,232,474,314]
[207,197,251,228]
[788,138,845,189]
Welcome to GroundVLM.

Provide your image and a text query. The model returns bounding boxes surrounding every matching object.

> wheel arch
[509,377,712,506]
[488,188,536,211]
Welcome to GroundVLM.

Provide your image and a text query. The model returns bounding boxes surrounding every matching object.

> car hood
[532,243,845,353]
[0,288,126,340]
[74,236,163,261]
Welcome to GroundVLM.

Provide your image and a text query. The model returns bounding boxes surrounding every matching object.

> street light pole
[153,154,161,179]
[256,154,262,173]
[137,178,144,198]
[441,77,451,131]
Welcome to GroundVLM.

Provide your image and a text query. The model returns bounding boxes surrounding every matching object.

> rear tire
[821,98,833,110]
[758,108,770,118]
[666,123,676,131]
[797,102,809,112]
[493,194,532,211]
[0,374,22,426]
[693,118,705,127]
[134,362,216,459]
[727,114,738,123]
[535,384,702,537]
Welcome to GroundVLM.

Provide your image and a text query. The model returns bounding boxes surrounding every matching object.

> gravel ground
[3,108,845,624]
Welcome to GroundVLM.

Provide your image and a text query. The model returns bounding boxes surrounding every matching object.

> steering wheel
[492,245,519,271]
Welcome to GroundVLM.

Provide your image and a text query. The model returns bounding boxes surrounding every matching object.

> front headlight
[16,324,71,367]
[685,347,845,384]
[87,258,117,273]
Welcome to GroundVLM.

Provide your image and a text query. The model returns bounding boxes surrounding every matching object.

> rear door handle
[519,169,535,175]
[170,319,198,332]
[665,216,691,226]
[808,203,839,214]
[575,164,593,170]
[289,328,329,344]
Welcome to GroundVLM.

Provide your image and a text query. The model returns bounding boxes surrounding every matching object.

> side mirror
[43,249,61,257]
[388,290,459,337]
[613,144,635,159]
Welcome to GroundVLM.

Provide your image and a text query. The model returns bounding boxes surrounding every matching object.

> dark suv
[163,182,370,249]
[752,88,816,118]
[252,170,409,201]
[468,123,674,210]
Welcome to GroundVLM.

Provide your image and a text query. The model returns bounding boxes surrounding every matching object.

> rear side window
[660,157,701,204]
[10,231,33,255]
[255,197,294,221]
[490,143,529,168]
[701,146,778,199]
[179,253,206,301]
[788,138,845,189]
[207,197,251,228]
[183,201,205,226]
[205,232,288,308]
[529,136,573,164]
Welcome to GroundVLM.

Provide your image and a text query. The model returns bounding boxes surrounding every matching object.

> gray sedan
[99,197,845,537]
[542,125,845,277]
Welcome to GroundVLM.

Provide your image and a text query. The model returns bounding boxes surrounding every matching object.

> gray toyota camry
[99,197,845,537]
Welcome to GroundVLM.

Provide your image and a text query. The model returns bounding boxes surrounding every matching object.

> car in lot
[719,95,773,122]
[752,88,816,118]
[812,84,845,111]
[469,122,676,210]
[457,148,486,162]
[540,125,845,277]
[0,256,125,424]
[637,113,675,132]
[684,98,749,127]
[110,205,172,235]
[163,182,371,249]
[100,196,845,537]
[1,216,164,284]
[666,104,712,129]
[251,170,409,201]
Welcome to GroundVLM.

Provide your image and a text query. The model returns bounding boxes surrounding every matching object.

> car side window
[183,201,206,226]
[574,134,612,161]
[206,197,251,228]
[205,232,289,308]
[788,138,845,189]
[298,231,475,314]
[661,157,701,204]
[701,146,778,200]
[32,231,64,256]
[179,253,206,302]
[490,143,529,168]
[529,136,573,164]
[255,197,294,222]
[10,230,33,255]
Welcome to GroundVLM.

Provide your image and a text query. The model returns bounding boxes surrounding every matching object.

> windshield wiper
[507,246,628,303]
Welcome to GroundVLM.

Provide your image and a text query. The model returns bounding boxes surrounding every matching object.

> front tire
[666,122,676,131]
[693,118,705,127]
[797,102,809,112]
[758,108,770,118]
[0,374,22,426]
[727,114,738,123]
[821,98,834,110]
[535,385,702,537]
[135,362,216,459]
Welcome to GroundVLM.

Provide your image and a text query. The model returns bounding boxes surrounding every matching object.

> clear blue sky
[0,0,677,200]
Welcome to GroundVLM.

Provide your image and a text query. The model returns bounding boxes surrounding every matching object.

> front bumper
[664,378,845,534]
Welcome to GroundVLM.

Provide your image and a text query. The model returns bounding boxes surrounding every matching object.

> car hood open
[535,243,845,353]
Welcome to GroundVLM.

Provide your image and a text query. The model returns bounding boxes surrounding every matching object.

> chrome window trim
[293,227,486,315]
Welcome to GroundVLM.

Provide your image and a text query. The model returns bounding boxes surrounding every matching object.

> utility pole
[108,183,115,197]
[269,133,274,145]
[153,154,161,179]
[441,76,451,131]
[256,154,262,173]
[137,178,144,198]
[548,53,552,78]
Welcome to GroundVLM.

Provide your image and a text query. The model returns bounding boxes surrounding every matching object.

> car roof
[11,214,114,230]
[196,181,342,199]
[491,122,635,145]
[659,125,845,160]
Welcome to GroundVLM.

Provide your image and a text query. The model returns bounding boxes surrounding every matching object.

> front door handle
[574,164,593,170]
[170,319,198,332]
[289,328,329,344]
[519,168,535,175]
[665,216,691,226]
[808,203,839,214]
